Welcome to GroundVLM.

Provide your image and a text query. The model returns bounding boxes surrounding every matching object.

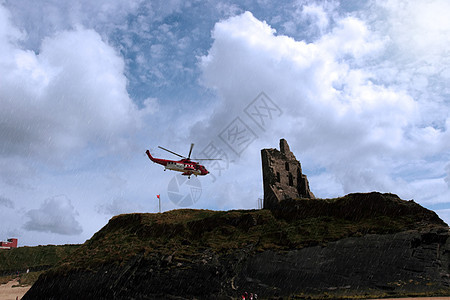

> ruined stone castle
[261,139,314,209]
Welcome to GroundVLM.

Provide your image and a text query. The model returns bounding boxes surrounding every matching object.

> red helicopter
[146,144,219,179]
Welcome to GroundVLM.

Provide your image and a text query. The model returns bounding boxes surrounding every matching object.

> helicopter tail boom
[146,150,167,165]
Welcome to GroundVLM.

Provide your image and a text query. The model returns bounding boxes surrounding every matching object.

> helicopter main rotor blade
[158,146,185,158]
[188,143,194,160]
[191,158,222,161]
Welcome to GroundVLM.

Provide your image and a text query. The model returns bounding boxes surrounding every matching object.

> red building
[0,238,18,249]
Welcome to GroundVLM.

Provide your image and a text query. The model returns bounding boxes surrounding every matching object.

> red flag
[157,194,160,199]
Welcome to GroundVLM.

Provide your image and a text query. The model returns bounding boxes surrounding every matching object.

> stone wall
[261,139,314,209]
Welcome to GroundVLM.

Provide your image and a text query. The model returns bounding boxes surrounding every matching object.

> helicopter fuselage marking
[165,162,201,175]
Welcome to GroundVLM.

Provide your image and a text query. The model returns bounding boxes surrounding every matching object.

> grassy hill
[53,192,446,274]
[0,244,79,285]
[23,192,450,299]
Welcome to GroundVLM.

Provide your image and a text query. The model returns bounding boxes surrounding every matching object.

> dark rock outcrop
[24,193,450,299]
[272,192,444,222]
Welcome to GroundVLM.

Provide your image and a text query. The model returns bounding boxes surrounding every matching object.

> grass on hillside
[54,194,445,274]
[0,244,80,285]
[0,244,80,273]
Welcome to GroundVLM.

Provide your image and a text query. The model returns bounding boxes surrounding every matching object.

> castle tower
[261,139,314,209]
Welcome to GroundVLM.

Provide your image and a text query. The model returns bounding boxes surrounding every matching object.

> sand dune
[0,279,31,300]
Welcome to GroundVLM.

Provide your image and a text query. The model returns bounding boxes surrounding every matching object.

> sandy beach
[0,279,31,300]
[1,278,448,300]
[369,297,450,300]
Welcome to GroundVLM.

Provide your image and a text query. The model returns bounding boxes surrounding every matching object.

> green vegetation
[54,193,446,274]
[0,244,80,285]
[22,192,449,299]
[0,244,80,273]
[17,270,45,286]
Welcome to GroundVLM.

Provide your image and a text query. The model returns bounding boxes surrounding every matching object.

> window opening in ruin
[288,172,293,186]
[276,172,280,183]
[285,162,289,171]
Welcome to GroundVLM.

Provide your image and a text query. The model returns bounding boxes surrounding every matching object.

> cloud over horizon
[23,195,83,235]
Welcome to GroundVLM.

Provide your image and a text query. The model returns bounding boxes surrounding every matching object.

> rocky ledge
[24,192,450,299]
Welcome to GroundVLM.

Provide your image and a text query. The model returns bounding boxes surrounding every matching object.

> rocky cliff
[24,192,450,299]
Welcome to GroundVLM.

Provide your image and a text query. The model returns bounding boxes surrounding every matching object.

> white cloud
[375,0,450,61]
[318,16,386,60]
[0,4,141,168]
[4,1,145,49]
[365,0,450,130]
[215,2,242,17]
[23,195,83,235]
[301,3,331,33]
[199,10,449,203]
[279,1,338,38]
[445,164,450,188]
[0,3,152,244]
[0,3,23,49]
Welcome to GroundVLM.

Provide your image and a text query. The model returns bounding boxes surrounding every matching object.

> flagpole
[158,195,161,213]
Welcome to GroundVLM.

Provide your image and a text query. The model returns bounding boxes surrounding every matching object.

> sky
[0,0,449,246]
